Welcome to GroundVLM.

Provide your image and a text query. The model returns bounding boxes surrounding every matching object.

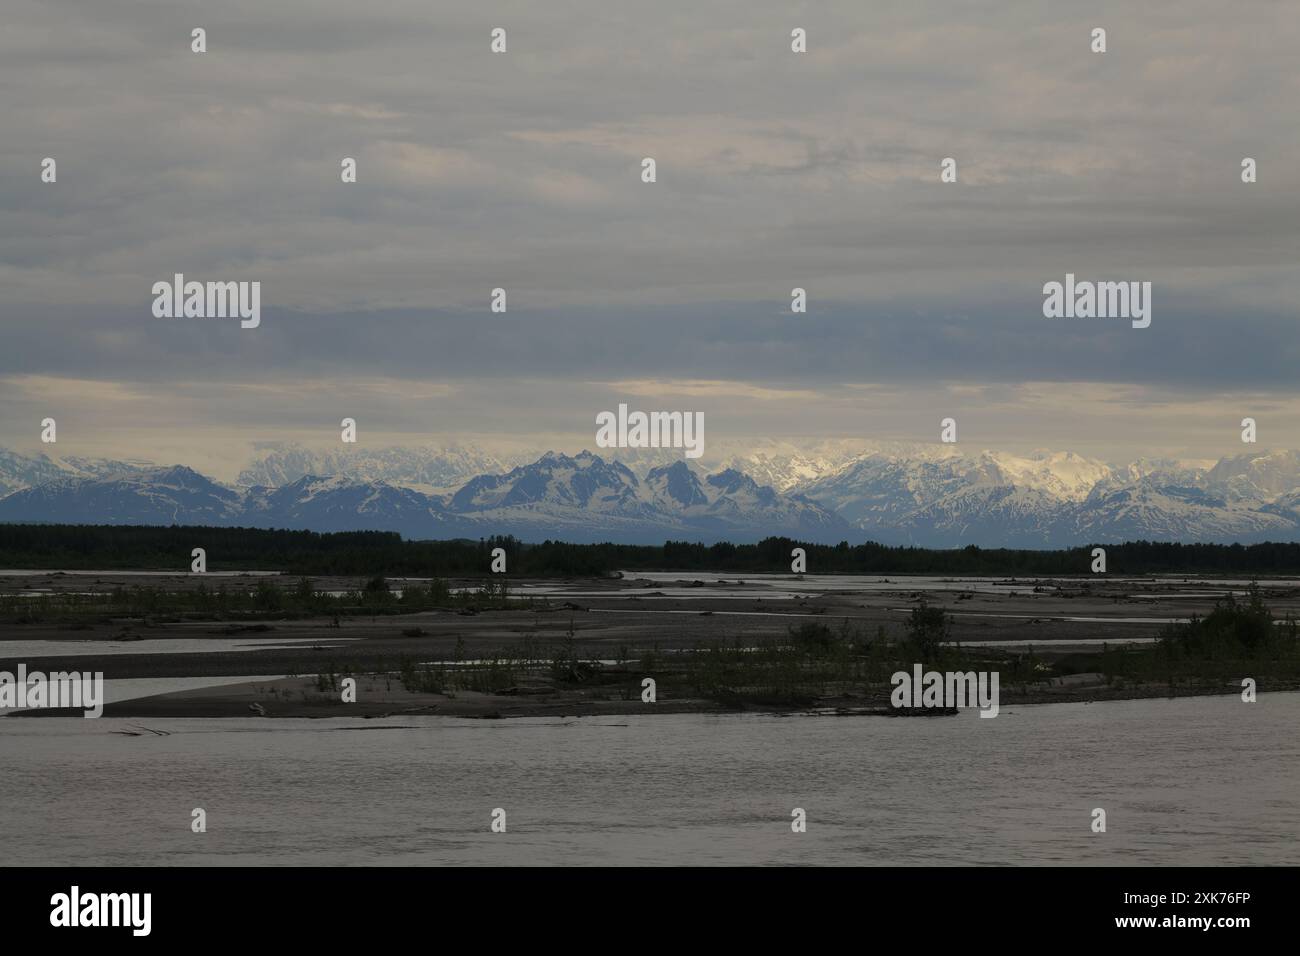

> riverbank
[5,570,1298,719]
[12,670,1292,720]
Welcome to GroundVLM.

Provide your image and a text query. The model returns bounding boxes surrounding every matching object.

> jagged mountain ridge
[0,449,154,497]
[5,446,1300,546]
[237,442,523,493]
[0,452,850,545]
[798,448,1300,546]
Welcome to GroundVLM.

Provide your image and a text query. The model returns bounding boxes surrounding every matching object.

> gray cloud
[2,0,1297,466]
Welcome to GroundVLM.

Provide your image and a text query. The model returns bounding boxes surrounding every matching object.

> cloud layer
[2,1,1297,468]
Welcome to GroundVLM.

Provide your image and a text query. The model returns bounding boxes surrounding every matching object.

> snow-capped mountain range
[799,448,1300,546]
[232,440,873,495]
[0,448,154,497]
[5,444,1300,547]
[237,443,526,494]
[0,451,850,545]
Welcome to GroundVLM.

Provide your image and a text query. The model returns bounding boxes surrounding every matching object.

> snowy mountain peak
[9,444,1300,547]
[237,441,522,493]
[645,461,709,508]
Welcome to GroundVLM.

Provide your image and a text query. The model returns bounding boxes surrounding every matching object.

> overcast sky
[3,0,1298,479]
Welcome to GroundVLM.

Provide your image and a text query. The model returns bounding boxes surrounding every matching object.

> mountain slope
[0,466,242,526]
[0,453,852,544]
[0,449,153,496]
[237,442,520,492]
[7,445,1300,547]
[797,447,1300,547]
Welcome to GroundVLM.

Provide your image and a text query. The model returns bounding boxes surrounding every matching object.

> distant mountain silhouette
[6,446,1300,546]
[0,452,851,545]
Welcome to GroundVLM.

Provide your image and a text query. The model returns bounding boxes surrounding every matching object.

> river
[2,691,1295,865]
